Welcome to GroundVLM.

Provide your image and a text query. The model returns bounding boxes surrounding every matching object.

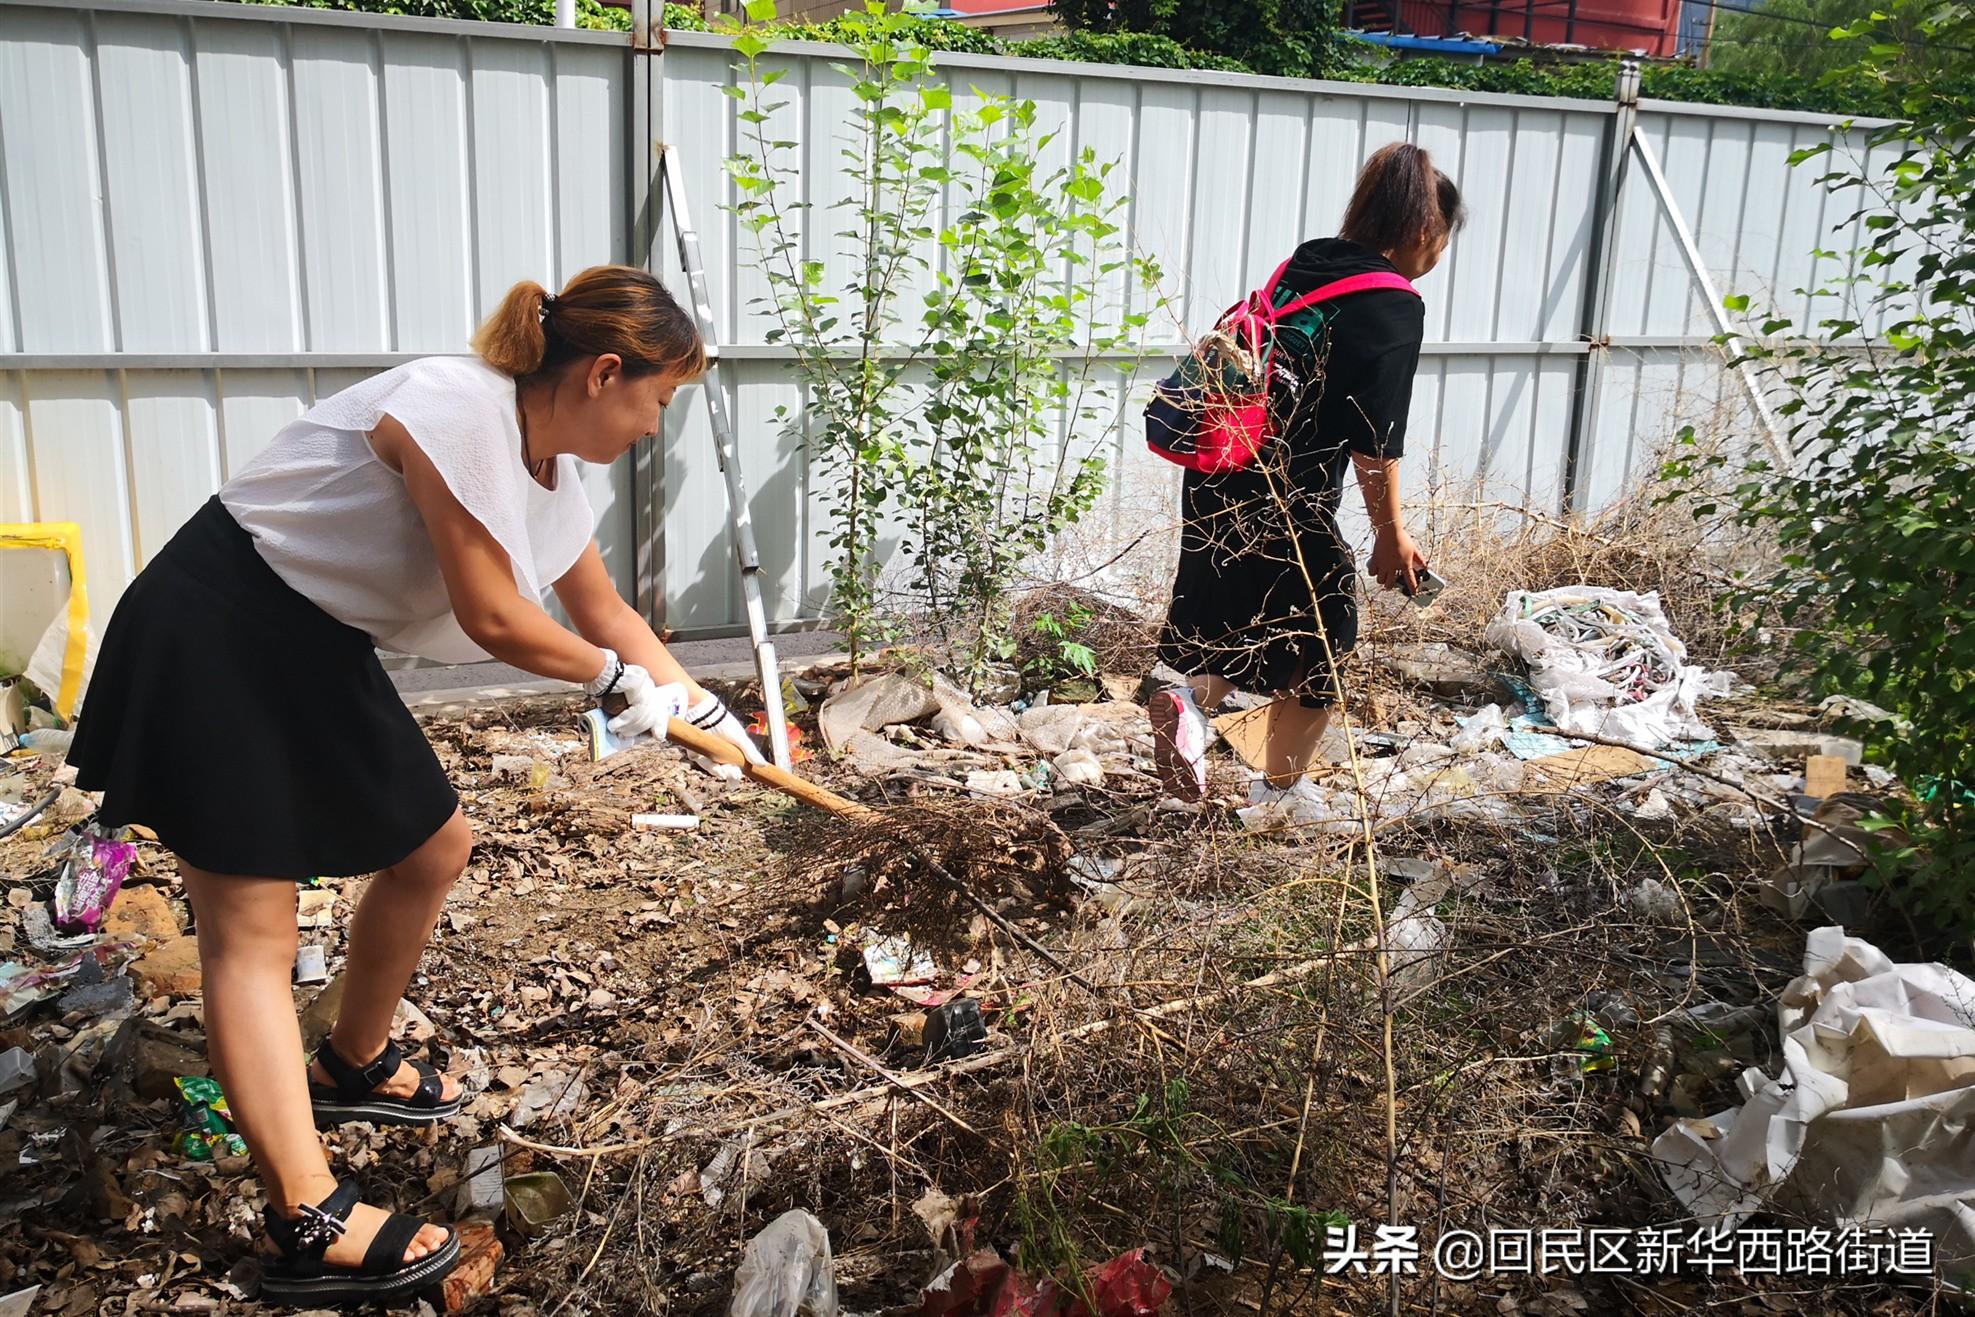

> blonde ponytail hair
[471,266,706,384]
[472,280,553,376]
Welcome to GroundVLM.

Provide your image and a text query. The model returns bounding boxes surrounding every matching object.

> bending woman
[69,266,763,1305]
[1152,144,1465,801]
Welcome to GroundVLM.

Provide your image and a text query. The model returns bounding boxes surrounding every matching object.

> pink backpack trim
[1144,263,1420,475]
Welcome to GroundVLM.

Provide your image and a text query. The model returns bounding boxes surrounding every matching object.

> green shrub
[221,0,1952,116]
[1010,30,1250,74]
[1663,0,1975,939]
[723,2,1160,689]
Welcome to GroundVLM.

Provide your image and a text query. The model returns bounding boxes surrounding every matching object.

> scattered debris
[728,1209,838,1317]
[1377,641,1496,698]
[1655,927,1975,1273]
[0,588,1938,1316]
[1485,587,1731,746]
[819,674,941,753]
[503,1170,573,1238]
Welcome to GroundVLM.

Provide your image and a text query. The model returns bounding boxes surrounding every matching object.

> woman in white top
[70,266,761,1304]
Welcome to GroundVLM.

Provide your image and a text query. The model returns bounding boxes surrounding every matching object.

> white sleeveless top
[220,356,596,664]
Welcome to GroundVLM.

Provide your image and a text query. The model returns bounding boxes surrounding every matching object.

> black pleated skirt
[1156,464,1359,706]
[68,497,459,880]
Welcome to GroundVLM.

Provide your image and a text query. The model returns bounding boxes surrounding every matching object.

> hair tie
[540,293,559,318]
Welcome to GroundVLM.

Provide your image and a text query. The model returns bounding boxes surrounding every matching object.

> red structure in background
[1355,0,1683,55]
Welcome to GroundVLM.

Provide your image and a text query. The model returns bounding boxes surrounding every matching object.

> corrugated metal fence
[0,0,1892,636]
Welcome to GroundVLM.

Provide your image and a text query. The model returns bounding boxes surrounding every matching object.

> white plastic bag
[0,523,94,720]
[729,1210,839,1317]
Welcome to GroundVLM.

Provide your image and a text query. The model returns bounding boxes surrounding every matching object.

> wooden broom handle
[662,716,877,821]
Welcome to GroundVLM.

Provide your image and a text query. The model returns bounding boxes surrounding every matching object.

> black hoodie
[1261,236,1427,496]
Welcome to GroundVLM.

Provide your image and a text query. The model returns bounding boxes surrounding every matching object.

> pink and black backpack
[1144,260,1419,474]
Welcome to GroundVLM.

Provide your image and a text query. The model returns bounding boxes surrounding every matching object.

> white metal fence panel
[0,0,631,619]
[657,31,1637,619]
[1,2,1893,640]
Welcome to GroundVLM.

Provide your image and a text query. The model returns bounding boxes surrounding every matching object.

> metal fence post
[1562,56,1640,514]
[1628,129,1791,468]
[629,0,666,627]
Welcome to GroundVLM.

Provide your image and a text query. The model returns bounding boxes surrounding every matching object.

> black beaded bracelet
[598,658,626,698]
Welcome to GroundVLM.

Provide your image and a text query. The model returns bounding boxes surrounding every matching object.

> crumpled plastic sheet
[1484,586,1730,748]
[729,1209,838,1317]
[1238,740,1532,835]
[1653,926,1975,1273]
[52,824,137,933]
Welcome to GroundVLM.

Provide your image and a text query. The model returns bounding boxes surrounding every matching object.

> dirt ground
[0,665,1953,1316]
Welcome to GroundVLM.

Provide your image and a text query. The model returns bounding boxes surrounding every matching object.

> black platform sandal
[260,1179,459,1306]
[308,1036,463,1128]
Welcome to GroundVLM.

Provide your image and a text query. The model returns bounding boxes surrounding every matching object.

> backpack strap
[1257,256,1296,306]
[1268,270,1419,323]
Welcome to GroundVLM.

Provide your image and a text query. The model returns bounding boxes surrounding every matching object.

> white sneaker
[1239,775,1352,832]
[1245,776,1319,806]
[1149,687,1211,801]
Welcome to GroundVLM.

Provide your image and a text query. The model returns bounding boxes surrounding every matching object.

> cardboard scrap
[1212,702,1347,773]
[1521,743,1656,791]
[1212,706,1271,771]
[1805,754,1847,800]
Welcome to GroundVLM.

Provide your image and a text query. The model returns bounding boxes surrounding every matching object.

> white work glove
[588,649,687,741]
[611,679,688,741]
[682,691,767,782]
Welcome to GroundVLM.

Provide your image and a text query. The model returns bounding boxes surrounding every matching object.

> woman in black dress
[1151,143,1465,800]
[68,267,764,1304]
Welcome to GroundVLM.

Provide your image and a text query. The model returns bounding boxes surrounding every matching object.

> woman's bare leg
[1188,674,1236,710]
[179,864,448,1263]
[312,809,470,1102]
[1261,699,1334,789]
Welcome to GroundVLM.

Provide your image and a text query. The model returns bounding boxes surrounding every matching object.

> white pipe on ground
[555,0,577,27]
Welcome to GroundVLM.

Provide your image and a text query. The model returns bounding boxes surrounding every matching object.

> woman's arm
[1352,452,1427,593]
[550,543,705,701]
[554,537,765,774]
[374,415,607,683]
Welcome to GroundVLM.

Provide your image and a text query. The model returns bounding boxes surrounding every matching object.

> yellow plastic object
[0,522,90,719]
